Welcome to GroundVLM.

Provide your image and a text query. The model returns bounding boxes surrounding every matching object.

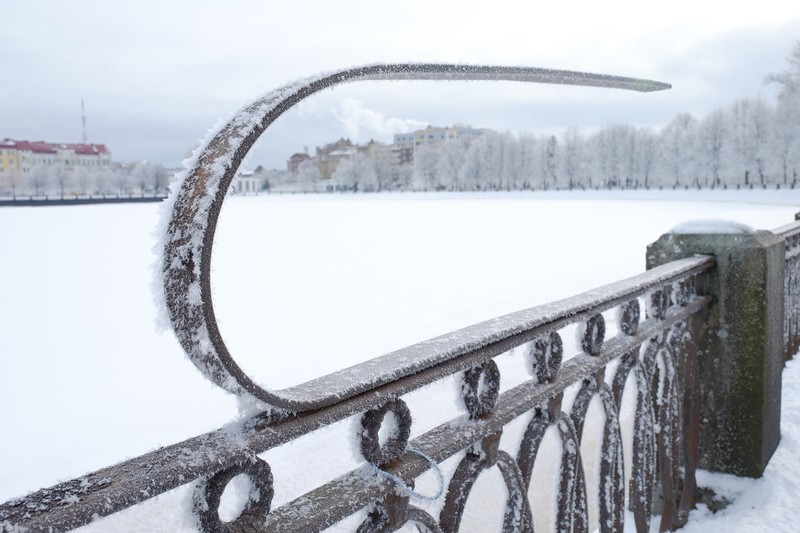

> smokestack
[81,99,87,143]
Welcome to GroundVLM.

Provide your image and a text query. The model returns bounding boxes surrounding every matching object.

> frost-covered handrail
[774,219,800,359]
[1,255,711,532]
[158,63,671,412]
[773,218,800,257]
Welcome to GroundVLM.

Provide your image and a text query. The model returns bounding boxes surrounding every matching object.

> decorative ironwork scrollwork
[631,358,657,532]
[357,492,443,533]
[3,62,733,533]
[526,332,563,384]
[619,299,641,336]
[647,288,670,320]
[580,313,606,356]
[462,360,501,419]
[440,432,531,533]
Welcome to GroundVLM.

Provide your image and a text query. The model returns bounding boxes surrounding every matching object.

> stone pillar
[646,229,783,477]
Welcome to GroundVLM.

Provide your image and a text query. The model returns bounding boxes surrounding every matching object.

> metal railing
[0,64,729,532]
[0,255,713,533]
[774,218,800,360]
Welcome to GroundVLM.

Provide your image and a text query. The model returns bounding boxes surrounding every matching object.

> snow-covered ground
[1,189,799,532]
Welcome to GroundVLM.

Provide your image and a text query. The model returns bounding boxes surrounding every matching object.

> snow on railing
[155,63,670,412]
[2,64,718,533]
[773,217,800,361]
[0,257,713,533]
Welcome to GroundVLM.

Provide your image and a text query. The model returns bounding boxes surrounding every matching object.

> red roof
[0,139,110,155]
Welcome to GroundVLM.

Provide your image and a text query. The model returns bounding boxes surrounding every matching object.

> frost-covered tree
[767,41,800,186]
[539,135,559,190]
[297,159,321,192]
[333,152,377,192]
[354,155,379,192]
[1,168,21,196]
[27,165,50,196]
[518,134,540,190]
[411,145,439,191]
[766,40,800,97]
[109,168,133,195]
[73,167,92,195]
[727,99,772,187]
[372,157,393,192]
[499,135,523,190]
[483,132,506,190]
[770,102,800,186]
[132,162,152,194]
[696,109,728,188]
[749,98,773,187]
[633,128,659,189]
[658,113,698,188]
[152,165,169,194]
[53,166,72,198]
[590,125,638,188]
[560,127,586,190]
[458,140,483,191]
[435,139,469,191]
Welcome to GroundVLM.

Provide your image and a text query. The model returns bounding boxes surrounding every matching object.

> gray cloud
[2,1,798,169]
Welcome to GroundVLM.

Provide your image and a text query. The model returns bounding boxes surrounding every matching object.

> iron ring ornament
[193,456,274,533]
[359,398,413,467]
[525,331,563,384]
[461,360,501,419]
[159,63,671,413]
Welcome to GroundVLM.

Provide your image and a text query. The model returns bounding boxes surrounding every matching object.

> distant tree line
[326,42,800,192]
[1,161,171,198]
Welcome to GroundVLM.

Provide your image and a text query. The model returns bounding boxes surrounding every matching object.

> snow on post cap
[670,219,754,234]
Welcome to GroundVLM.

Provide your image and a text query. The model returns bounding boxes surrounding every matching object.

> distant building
[287,150,311,174]
[358,140,393,166]
[391,125,485,166]
[316,138,354,179]
[231,170,263,194]
[283,125,488,187]
[0,138,112,176]
[393,124,484,146]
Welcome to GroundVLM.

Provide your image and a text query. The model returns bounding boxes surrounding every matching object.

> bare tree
[28,165,50,196]
[411,145,439,191]
[767,40,800,186]
[54,166,72,198]
[697,109,727,188]
[560,127,585,190]
[73,167,92,195]
[658,113,698,188]
[1,168,21,197]
[633,128,658,189]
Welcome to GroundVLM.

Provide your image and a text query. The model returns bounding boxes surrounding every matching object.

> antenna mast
[81,99,87,143]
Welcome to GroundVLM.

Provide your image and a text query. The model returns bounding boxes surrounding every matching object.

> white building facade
[0,139,112,176]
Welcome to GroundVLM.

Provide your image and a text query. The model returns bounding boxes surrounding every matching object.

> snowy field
[2,189,800,532]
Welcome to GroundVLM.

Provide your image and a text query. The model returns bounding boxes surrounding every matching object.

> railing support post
[646,229,783,477]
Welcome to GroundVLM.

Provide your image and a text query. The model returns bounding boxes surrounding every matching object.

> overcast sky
[1,1,798,169]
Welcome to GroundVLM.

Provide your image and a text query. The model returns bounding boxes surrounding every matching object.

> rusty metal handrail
[159,63,670,413]
[2,64,694,533]
[774,219,800,359]
[1,256,712,532]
